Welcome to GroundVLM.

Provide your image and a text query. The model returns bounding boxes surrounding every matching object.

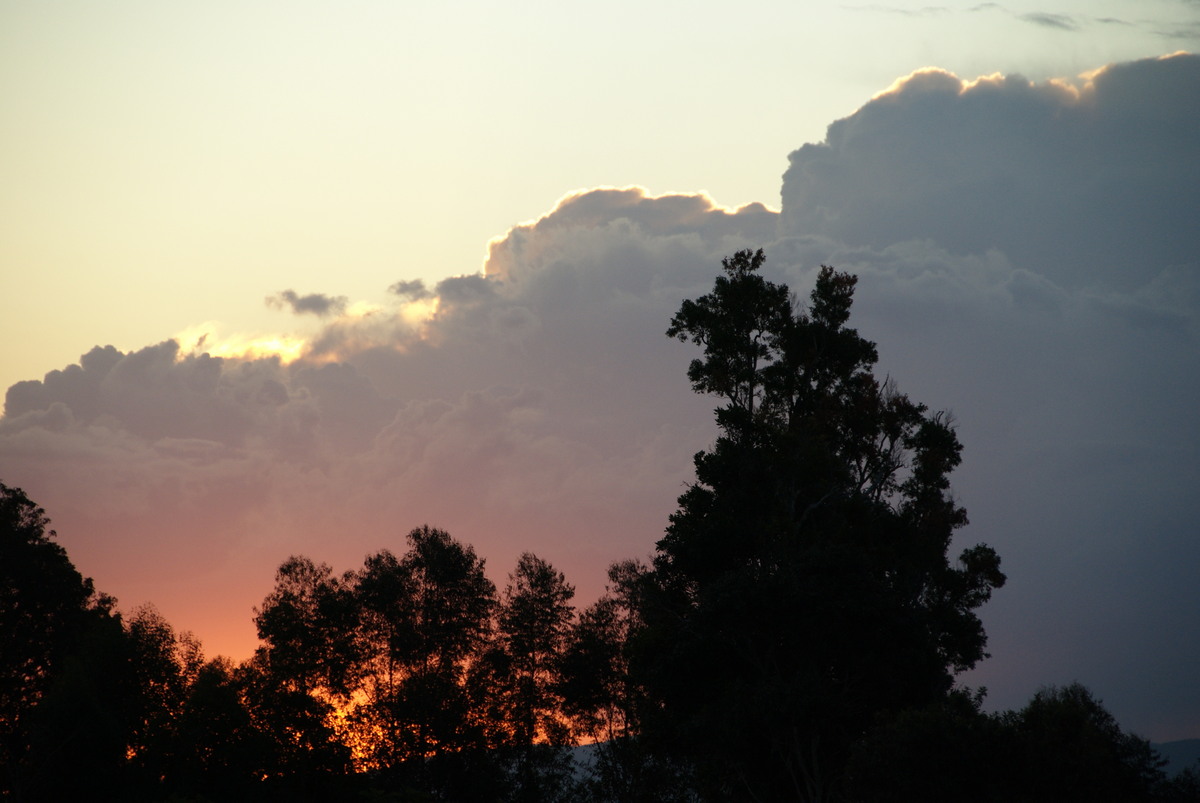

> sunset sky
[2,1,1199,742]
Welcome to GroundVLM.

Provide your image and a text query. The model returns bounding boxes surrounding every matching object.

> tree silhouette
[166,657,274,799]
[632,250,1006,799]
[0,482,115,798]
[354,525,497,773]
[1007,683,1168,803]
[493,553,577,800]
[251,556,356,779]
[499,553,575,747]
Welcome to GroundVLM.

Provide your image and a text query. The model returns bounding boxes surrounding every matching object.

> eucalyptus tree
[498,553,575,747]
[634,250,1006,800]
[495,553,577,801]
[354,526,497,770]
[250,556,358,777]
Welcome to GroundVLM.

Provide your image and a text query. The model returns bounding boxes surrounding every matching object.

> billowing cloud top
[0,185,777,678]
[2,55,1198,741]
[783,52,1200,291]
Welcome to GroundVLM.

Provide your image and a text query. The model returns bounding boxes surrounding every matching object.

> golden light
[400,297,440,329]
[174,322,309,364]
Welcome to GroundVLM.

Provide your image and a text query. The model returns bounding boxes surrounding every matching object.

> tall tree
[251,556,357,778]
[493,553,577,802]
[498,553,575,749]
[559,559,646,744]
[121,604,204,788]
[636,250,1005,799]
[0,483,93,757]
[253,555,360,698]
[0,482,113,798]
[354,526,497,771]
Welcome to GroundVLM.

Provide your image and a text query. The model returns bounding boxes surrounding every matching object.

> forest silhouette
[3,251,1197,801]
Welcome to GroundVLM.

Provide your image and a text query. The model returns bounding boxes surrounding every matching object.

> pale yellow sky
[1,0,1195,396]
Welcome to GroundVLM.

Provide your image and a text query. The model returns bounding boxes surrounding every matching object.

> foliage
[1004,683,1169,802]
[846,683,1183,803]
[0,482,96,773]
[353,526,497,778]
[634,249,1007,799]
[845,688,1008,803]
[0,482,123,799]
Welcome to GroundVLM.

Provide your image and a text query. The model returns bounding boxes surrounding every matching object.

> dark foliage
[631,250,1006,799]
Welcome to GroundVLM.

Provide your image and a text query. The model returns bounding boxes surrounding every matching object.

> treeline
[2,487,640,802]
[2,485,601,801]
[4,251,1199,801]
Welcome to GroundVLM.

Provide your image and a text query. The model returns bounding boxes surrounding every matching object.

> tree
[495,553,577,801]
[0,482,118,798]
[499,553,575,748]
[1005,683,1168,803]
[0,483,93,753]
[561,561,699,803]
[354,526,497,776]
[559,594,629,743]
[120,604,205,791]
[632,250,1006,799]
[251,556,357,779]
[844,688,1007,803]
[0,483,210,800]
[254,555,360,698]
[166,656,275,800]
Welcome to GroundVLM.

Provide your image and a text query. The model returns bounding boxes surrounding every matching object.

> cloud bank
[2,53,1197,741]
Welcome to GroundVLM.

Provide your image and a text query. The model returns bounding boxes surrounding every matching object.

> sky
[2,1,1199,741]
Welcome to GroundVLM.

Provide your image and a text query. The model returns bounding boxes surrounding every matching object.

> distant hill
[1155,740,1200,777]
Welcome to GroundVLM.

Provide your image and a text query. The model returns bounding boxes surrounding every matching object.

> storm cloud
[2,54,1198,741]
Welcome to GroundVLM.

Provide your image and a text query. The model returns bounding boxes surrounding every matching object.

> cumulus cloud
[0,185,767,666]
[266,289,348,317]
[769,53,1200,738]
[782,53,1200,292]
[2,56,1199,741]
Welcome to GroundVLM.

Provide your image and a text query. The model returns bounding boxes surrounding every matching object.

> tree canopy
[635,249,1007,798]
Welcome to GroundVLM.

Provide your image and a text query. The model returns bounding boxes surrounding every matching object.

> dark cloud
[1019,11,1080,30]
[435,274,497,308]
[773,53,1200,739]
[782,53,1200,292]
[388,279,432,300]
[2,58,1198,741]
[266,289,348,317]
